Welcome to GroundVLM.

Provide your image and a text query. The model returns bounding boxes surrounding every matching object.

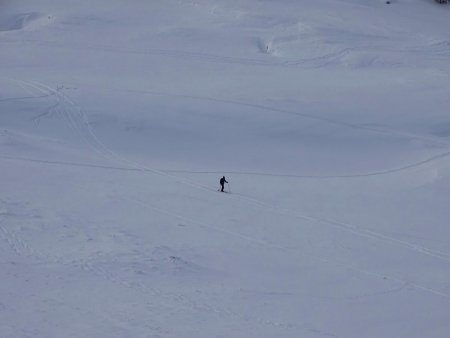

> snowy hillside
[1,0,450,337]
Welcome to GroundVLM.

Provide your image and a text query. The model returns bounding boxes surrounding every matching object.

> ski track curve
[66,82,450,149]
[15,79,114,162]
[2,151,450,181]
[162,150,450,179]
[16,79,221,195]
[139,90,450,148]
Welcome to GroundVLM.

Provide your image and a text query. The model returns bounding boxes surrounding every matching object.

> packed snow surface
[1,0,450,337]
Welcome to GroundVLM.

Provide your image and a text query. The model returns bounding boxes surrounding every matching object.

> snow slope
[1,0,450,337]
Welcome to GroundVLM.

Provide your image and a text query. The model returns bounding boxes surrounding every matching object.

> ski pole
[227,182,231,193]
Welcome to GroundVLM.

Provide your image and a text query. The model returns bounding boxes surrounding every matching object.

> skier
[219,176,228,192]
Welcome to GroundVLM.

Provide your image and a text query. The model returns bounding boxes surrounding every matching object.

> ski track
[15,79,114,162]
[129,195,450,301]
[2,151,450,180]
[5,145,450,293]
[4,79,450,303]
[77,84,450,149]
[4,36,450,72]
[1,38,353,69]
[17,79,220,194]
[7,76,450,157]
[6,77,450,179]
[164,151,450,179]
[231,190,450,263]
[0,92,55,103]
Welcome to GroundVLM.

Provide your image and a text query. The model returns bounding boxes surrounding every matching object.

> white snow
[1,0,450,337]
